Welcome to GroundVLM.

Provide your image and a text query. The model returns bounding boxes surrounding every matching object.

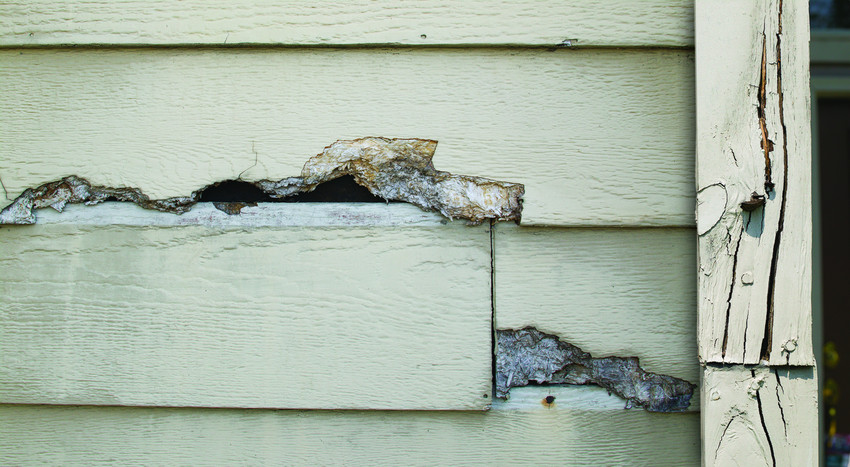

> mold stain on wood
[0,137,524,225]
[495,327,695,412]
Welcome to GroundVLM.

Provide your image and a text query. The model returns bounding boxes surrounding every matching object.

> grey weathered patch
[0,137,524,225]
[496,327,695,412]
[0,175,195,224]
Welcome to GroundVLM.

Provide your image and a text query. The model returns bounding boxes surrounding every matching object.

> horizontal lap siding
[0,216,492,410]
[0,1,693,47]
[494,226,698,385]
[0,48,695,227]
[0,401,700,465]
[1,4,700,463]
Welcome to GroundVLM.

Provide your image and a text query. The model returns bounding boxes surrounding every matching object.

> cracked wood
[702,365,816,466]
[695,0,812,366]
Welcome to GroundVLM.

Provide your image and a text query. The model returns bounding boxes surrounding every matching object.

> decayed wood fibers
[0,137,523,225]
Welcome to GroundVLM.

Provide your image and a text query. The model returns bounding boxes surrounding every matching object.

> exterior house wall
[0,2,706,464]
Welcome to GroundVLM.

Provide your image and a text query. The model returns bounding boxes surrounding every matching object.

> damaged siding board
[695,0,812,366]
[0,48,695,227]
[702,365,817,466]
[0,138,524,225]
[493,225,698,386]
[0,208,492,410]
[0,403,700,465]
[0,1,694,48]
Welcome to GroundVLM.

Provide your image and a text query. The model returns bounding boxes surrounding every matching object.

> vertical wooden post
[696,0,818,464]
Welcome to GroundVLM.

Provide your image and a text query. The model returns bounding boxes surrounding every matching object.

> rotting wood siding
[0,1,706,464]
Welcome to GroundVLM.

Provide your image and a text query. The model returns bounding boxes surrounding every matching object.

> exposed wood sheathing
[495,328,694,412]
[0,138,524,225]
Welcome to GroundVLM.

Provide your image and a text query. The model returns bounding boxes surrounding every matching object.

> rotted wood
[695,0,812,366]
[696,1,816,465]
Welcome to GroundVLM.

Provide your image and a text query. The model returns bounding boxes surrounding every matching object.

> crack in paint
[773,368,788,437]
[722,228,744,359]
[0,137,524,225]
[716,413,740,458]
[495,327,695,412]
[753,369,778,466]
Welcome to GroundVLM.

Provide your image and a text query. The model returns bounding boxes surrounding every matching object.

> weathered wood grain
[0,395,700,465]
[702,365,817,466]
[0,206,492,410]
[493,225,698,387]
[0,47,695,227]
[695,0,812,365]
[0,1,694,48]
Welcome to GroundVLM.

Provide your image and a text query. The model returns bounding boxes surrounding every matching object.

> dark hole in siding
[198,175,388,203]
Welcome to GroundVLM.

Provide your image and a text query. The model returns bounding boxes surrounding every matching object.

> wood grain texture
[0,47,696,227]
[0,398,700,465]
[493,225,698,387]
[0,1,694,48]
[702,365,817,466]
[695,0,813,365]
[0,217,492,410]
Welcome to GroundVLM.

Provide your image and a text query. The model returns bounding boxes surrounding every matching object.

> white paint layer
[0,219,492,410]
[494,225,698,385]
[695,0,812,365]
[0,48,695,227]
[0,1,694,47]
[32,202,448,227]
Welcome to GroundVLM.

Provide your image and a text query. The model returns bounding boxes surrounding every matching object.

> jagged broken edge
[495,327,696,413]
[0,137,524,225]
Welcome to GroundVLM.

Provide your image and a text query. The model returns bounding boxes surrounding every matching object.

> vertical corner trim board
[695,0,812,366]
[696,1,817,465]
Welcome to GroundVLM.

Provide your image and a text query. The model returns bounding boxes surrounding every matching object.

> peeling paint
[0,137,524,225]
[496,327,695,412]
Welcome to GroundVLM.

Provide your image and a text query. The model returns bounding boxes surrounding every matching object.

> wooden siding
[0,1,694,48]
[494,225,698,385]
[0,389,700,465]
[0,47,695,227]
[0,2,704,464]
[0,204,492,410]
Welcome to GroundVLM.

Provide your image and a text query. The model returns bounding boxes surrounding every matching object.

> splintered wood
[695,0,812,366]
[696,1,816,465]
